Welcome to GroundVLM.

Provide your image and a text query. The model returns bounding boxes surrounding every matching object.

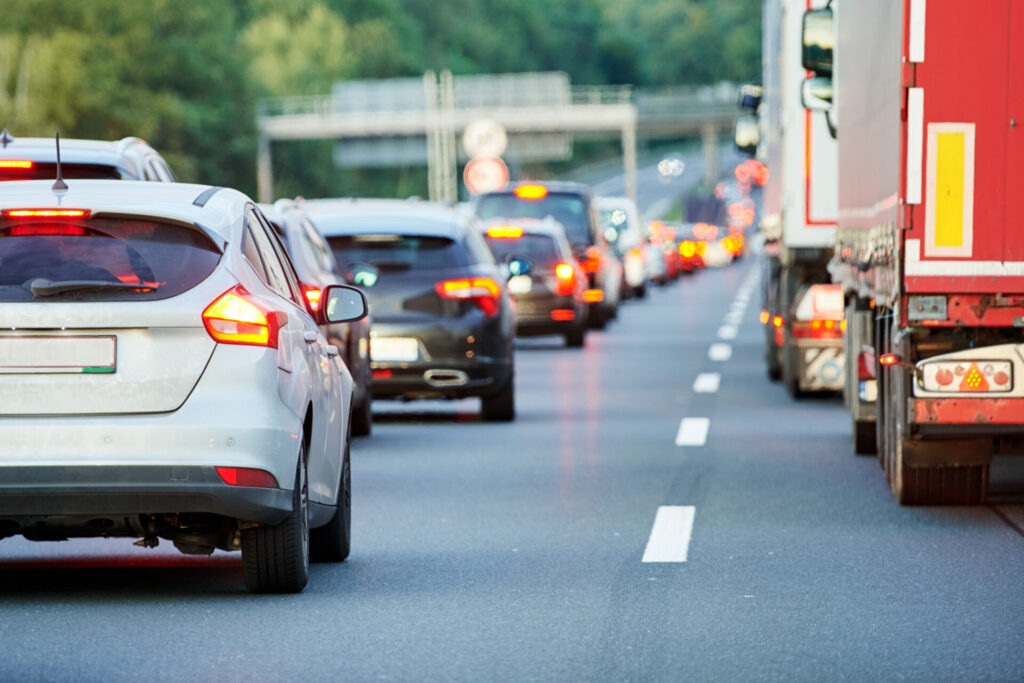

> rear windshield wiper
[370,260,413,273]
[29,278,158,298]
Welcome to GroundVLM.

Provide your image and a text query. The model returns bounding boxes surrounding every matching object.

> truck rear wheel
[853,418,876,455]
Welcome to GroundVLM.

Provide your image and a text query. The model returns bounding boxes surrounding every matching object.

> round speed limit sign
[463,157,509,195]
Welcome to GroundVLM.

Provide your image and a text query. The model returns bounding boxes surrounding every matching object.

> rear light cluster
[435,277,501,317]
[202,286,283,348]
[303,287,322,313]
[580,247,602,273]
[920,360,1012,393]
[551,309,575,321]
[554,262,576,295]
[790,318,845,339]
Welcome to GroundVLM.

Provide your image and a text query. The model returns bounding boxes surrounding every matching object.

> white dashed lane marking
[642,506,696,563]
[717,325,738,340]
[692,373,721,394]
[675,418,710,446]
[708,343,732,361]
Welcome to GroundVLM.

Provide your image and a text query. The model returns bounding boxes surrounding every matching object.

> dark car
[480,217,588,348]
[261,199,374,436]
[304,199,518,421]
[473,181,622,329]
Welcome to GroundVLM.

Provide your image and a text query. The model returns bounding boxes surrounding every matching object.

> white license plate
[0,336,116,374]
[370,337,420,362]
[508,275,533,295]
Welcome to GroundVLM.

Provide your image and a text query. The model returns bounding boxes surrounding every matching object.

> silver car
[0,180,367,593]
[0,132,176,182]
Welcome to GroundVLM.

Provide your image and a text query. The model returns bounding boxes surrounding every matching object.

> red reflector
[486,226,523,239]
[551,309,575,321]
[3,208,91,219]
[372,369,392,380]
[583,289,604,303]
[0,161,33,169]
[303,287,322,313]
[202,286,281,348]
[216,467,278,488]
[554,262,575,295]
[8,224,88,236]
[513,184,548,200]
[857,351,875,380]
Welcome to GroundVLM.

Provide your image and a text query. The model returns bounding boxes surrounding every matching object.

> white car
[0,180,367,593]
[0,132,176,182]
[594,196,650,298]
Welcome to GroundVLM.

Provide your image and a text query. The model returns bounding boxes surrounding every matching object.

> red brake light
[435,277,502,317]
[679,240,696,259]
[514,184,548,200]
[551,309,575,321]
[879,353,900,366]
[554,262,575,295]
[303,286,322,313]
[486,226,523,239]
[792,319,843,339]
[216,467,279,488]
[0,161,33,169]
[8,224,88,236]
[2,208,91,219]
[583,288,604,303]
[202,286,282,348]
[580,247,601,273]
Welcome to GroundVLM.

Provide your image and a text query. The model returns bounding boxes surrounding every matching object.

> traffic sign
[462,119,508,159]
[463,157,509,195]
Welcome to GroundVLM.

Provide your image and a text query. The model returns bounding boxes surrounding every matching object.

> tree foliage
[0,0,759,197]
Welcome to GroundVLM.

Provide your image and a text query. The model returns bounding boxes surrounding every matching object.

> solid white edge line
[642,506,696,563]
[692,373,721,393]
[675,417,710,446]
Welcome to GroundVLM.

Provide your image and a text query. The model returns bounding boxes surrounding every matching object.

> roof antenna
[0,129,12,149]
[51,131,68,197]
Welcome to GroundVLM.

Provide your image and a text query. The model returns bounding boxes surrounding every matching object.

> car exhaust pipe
[423,369,469,388]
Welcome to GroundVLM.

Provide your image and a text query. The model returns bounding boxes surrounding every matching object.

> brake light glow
[0,160,33,169]
[583,288,604,303]
[554,262,575,295]
[791,319,843,339]
[216,466,279,488]
[303,287,322,313]
[551,309,575,321]
[202,287,281,348]
[695,241,707,258]
[760,310,770,325]
[8,224,88,236]
[580,247,601,273]
[514,184,548,200]
[772,316,784,328]
[679,240,696,259]
[486,226,523,239]
[435,277,502,317]
[919,359,1012,393]
[372,369,392,380]
[2,208,91,218]
[879,353,900,366]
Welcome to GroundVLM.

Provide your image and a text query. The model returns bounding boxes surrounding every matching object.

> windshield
[475,192,592,247]
[485,234,561,266]
[0,217,221,301]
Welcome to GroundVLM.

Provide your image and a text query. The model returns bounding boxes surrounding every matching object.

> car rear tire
[351,395,372,437]
[565,323,586,348]
[853,418,876,455]
[311,442,351,562]
[241,447,310,593]
[481,377,515,422]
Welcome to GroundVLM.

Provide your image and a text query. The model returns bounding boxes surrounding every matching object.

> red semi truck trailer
[810,0,1024,504]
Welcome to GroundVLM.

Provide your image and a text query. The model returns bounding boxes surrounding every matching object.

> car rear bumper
[0,465,293,534]
[514,294,584,336]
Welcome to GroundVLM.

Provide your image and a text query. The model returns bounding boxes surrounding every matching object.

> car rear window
[0,163,123,181]
[327,234,469,272]
[0,216,221,302]
[475,192,592,247]
[485,234,561,265]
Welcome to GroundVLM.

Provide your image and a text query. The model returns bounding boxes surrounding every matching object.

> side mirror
[323,284,368,323]
[733,115,760,157]
[802,8,833,77]
[801,77,833,111]
[346,262,379,288]
[506,256,533,278]
[737,83,762,111]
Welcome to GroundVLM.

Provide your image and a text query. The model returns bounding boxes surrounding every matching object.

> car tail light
[2,208,91,219]
[554,262,575,295]
[695,241,707,258]
[303,286,322,313]
[486,226,523,239]
[580,247,601,273]
[514,184,548,200]
[372,369,392,379]
[203,286,282,348]
[920,360,1012,393]
[760,310,770,325]
[551,309,575,321]
[583,288,604,303]
[791,319,843,339]
[8,224,88,236]
[679,240,696,259]
[435,277,501,317]
[772,315,784,328]
[216,467,279,488]
[0,160,33,169]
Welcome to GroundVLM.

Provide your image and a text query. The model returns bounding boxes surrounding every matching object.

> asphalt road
[1,253,1023,682]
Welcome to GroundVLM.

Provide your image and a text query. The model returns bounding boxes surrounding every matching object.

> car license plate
[508,275,532,295]
[0,335,116,374]
[370,337,420,362]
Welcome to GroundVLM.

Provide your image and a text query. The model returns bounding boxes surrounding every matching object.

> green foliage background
[0,0,759,198]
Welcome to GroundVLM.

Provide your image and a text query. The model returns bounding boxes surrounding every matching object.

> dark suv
[473,181,622,328]
[304,199,518,421]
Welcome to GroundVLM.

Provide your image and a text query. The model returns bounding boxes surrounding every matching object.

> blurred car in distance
[0,179,367,594]
[480,217,588,348]
[595,195,649,299]
[0,132,176,182]
[305,199,519,421]
[261,199,374,436]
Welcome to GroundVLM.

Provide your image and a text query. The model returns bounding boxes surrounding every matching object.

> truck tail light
[202,286,282,348]
[791,319,842,339]
[920,360,1012,393]
[0,160,33,169]
[857,351,876,380]
[554,262,575,295]
[435,277,501,317]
